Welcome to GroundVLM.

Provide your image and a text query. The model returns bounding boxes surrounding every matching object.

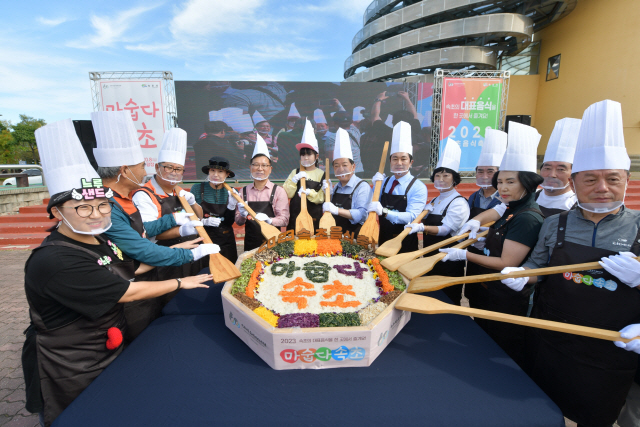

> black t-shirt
[25,230,133,329]
[493,193,545,250]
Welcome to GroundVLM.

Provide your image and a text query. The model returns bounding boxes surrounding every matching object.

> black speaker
[73,120,98,170]
[505,115,532,134]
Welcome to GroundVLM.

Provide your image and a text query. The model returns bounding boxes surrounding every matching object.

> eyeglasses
[59,202,112,218]
[209,161,229,169]
[162,165,185,174]
[251,163,271,169]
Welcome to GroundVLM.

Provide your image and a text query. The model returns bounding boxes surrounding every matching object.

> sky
[1,0,371,126]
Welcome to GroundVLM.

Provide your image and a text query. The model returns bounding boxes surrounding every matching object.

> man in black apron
[500,100,640,427]
[368,121,427,252]
[468,128,507,218]
[193,156,238,263]
[236,134,290,251]
[322,128,372,235]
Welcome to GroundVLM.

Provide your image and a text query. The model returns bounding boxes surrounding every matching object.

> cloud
[36,16,68,26]
[170,0,265,39]
[67,4,160,49]
[299,0,371,22]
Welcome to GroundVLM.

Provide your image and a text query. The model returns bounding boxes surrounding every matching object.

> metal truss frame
[429,69,510,177]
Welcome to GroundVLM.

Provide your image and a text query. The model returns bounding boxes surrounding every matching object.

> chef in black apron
[500,100,640,427]
[191,156,238,263]
[439,122,545,368]
[467,129,507,218]
[284,119,325,232]
[236,134,290,251]
[368,121,427,252]
[405,139,469,304]
[322,128,372,235]
[22,119,213,426]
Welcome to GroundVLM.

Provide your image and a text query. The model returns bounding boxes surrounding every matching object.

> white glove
[298,188,311,198]
[368,201,383,216]
[227,191,238,210]
[173,211,192,226]
[322,180,331,191]
[323,202,339,215]
[614,324,640,354]
[459,219,481,239]
[291,171,307,184]
[599,252,640,288]
[471,236,486,250]
[500,267,529,292]
[439,248,467,262]
[255,213,272,224]
[191,243,220,261]
[202,217,222,227]
[179,220,202,236]
[425,203,434,213]
[404,223,424,235]
[179,190,197,206]
[237,203,249,218]
[371,172,386,185]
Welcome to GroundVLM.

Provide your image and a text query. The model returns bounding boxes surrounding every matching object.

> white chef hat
[353,106,365,121]
[92,111,144,167]
[477,129,507,167]
[209,110,223,122]
[436,138,461,172]
[251,134,270,160]
[288,103,301,119]
[500,122,541,172]
[543,118,582,164]
[390,121,412,156]
[333,128,353,161]
[314,109,327,125]
[295,119,319,153]
[572,100,630,173]
[384,114,394,128]
[157,128,187,166]
[252,110,267,126]
[231,114,255,134]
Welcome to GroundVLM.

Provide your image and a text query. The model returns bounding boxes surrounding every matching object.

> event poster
[175,81,434,181]
[98,80,166,174]
[439,78,502,171]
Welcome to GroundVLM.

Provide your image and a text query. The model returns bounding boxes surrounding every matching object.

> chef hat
[543,118,582,164]
[477,129,507,167]
[333,128,353,161]
[231,114,255,134]
[384,114,394,128]
[500,122,541,172]
[353,106,365,121]
[251,134,270,160]
[92,111,144,167]
[295,119,319,153]
[390,121,412,156]
[252,110,267,126]
[288,103,301,119]
[330,112,336,117]
[436,138,461,172]
[572,100,630,173]
[209,110,223,121]
[314,109,327,125]
[157,128,187,166]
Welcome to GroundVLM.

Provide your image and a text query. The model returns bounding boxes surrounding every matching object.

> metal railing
[0,164,46,186]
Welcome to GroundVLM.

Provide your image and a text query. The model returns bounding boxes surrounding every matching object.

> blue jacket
[468,188,502,211]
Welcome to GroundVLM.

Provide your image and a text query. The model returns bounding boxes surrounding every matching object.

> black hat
[332,111,351,125]
[202,156,235,178]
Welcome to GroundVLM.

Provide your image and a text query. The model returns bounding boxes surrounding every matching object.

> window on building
[499,42,541,75]
[546,54,561,81]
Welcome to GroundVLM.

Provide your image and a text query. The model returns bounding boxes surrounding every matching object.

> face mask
[476,176,493,188]
[251,174,267,181]
[301,161,315,168]
[122,166,144,187]
[577,183,626,214]
[158,168,183,185]
[540,177,570,191]
[334,169,353,178]
[207,176,226,185]
[434,180,452,191]
[58,211,112,235]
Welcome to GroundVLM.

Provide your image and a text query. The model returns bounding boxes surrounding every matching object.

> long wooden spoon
[395,293,639,343]
[399,229,491,280]
[375,209,430,257]
[380,221,495,271]
[359,141,390,245]
[318,158,336,234]
[296,164,315,234]
[178,196,241,283]
[408,256,640,294]
[223,183,281,241]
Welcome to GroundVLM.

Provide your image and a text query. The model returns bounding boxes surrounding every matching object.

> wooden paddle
[318,158,336,234]
[295,164,315,234]
[375,209,431,257]
[222,183,281,241]
[395,293,639,343]
[178,196,241,283]
[399,229,491,280]
[408,256,640,294]
[359,140,390,245]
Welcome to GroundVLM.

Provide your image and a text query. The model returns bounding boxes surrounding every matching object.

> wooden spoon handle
[223,183,258,218]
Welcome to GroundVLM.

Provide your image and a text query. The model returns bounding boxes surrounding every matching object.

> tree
[11,115,46,164]
[0,120,17,164]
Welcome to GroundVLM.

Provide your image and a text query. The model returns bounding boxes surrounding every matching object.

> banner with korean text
[98,81,165,174]
[439,77,502,171]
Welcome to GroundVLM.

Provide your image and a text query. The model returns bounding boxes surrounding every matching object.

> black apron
[421,194,466,305]
[22,238,134,426]
[111,194,145,238]
[534,190,569,217]
[378,176,419,253]
[286,168,325,232]
[200,183,238,264]
[243,185,278,252]
[528,211,640,427]
[464,207,543,368]
[331,180,368,235]
[469,188,498,218]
